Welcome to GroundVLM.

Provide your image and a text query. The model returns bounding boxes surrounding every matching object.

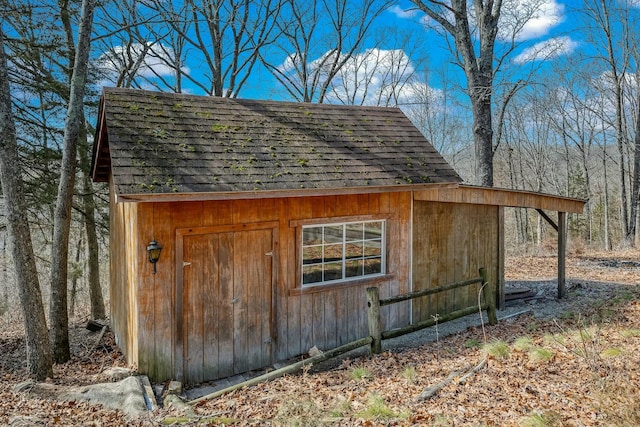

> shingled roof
[91,88,461,200]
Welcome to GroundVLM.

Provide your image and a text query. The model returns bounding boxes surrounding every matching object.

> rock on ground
[13,376,148,418]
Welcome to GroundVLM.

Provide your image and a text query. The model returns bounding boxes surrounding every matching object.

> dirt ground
[1,250,640,425]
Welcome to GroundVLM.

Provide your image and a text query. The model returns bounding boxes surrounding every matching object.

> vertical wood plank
[260,228,274,368]
[233,231,248,374]
[217,232,234,378]
[467,206,480,312]
[497,206,505,309]
[202,233,220,381]
[233,199,258,224]
[109,189,127,360]
[171,201,203,382]
[183,234,204,384]
[245,229,262,370]
[558,211,567,299]
[397,192,411,327]
[202,200,233,226]
[299,197,314,353]
[136,203,154,379]
[257,198,277,222]
[426,203,439,320]
[275,199,293,361]
[411,201,427,322]
[312,292,325,349]
[453,205,467,311]
[152,203,174,381]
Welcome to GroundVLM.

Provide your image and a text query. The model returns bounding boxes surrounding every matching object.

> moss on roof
[92,88,462,195]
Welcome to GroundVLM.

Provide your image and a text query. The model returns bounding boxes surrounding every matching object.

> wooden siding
[123,192,412,383]
[411,201,501,322]
[109,178,139,365]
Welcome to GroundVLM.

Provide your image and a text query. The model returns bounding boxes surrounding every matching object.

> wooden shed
[91,88,584,384]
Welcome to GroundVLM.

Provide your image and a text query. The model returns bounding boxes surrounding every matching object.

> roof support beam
[536,208,558,231]
[558,211,567,299]
[536,209,567,299]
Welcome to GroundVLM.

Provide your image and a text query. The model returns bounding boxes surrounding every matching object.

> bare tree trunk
[69,237,82,317]
[49,0,96,363]
[603,150,611,250]
[0,27,53,380]
[472,88,494,186]
[1,229,6,313]
[629,69,640,245]
[411,0,502,187]
[78,120,106,320]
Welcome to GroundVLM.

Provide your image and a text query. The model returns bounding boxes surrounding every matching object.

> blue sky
[93,0,633,106]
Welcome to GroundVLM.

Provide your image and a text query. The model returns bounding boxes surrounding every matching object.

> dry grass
[2,250,640,425]
[192,251,640,425]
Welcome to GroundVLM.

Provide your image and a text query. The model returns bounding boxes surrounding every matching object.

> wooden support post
[366,287,383,355]
[558,211,567,299]
[480,268,497,325]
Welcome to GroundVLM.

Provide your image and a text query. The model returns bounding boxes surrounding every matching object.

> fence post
[366,287,383,354]
[480,268,498,325]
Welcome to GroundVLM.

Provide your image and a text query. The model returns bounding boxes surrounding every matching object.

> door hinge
[183,261,192,267]
[265,251,273,256]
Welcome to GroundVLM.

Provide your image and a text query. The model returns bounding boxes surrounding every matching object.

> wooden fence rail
[366,267,498,354]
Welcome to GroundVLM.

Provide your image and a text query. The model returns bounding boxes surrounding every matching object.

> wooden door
[178,225,275,384]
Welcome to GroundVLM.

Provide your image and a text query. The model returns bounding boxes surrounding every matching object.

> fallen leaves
[1,251,640,425]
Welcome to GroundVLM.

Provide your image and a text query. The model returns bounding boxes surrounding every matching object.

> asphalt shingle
[91,88,461,195]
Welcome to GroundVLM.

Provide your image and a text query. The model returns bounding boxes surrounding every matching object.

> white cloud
[411,0,564,42]
[519,0,565,40]
[96,42,189,82]
[276,47,442,107]
[496,0,565,41]
[387,5,418,19]
[325,48,416,105]
[513,36,578,64]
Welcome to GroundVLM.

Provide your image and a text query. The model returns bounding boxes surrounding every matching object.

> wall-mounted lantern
[147,240,163,274]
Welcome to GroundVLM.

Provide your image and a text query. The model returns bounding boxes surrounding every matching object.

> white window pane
[345,223,363,241]
[324,225,343,244]
[324,261,343,281]
[303,246,322,265]
[345,242,363,260]
[303,264,323,285]
[364,222,383,239]
[323,243,342,263]
[345,259,363,278]
[303,227,322,245]
[301,220,385,286]
[363,258,382,275]
[363,240,381,257]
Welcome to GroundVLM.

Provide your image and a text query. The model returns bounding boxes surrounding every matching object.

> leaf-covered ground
[2,251,640,426]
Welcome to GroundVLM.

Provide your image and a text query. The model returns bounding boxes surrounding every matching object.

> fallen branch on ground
[189,336,373,406]
[417,358,487,401]
[457,358,486,385]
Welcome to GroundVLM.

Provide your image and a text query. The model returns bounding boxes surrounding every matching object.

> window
[301,220,385,286]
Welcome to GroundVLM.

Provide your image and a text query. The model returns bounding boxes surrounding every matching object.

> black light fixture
[147,240,163,274]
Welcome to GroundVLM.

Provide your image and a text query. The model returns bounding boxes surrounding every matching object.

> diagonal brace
[536,209,558,231]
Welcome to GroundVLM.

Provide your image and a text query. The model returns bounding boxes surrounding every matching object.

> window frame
[298,218,386,288]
